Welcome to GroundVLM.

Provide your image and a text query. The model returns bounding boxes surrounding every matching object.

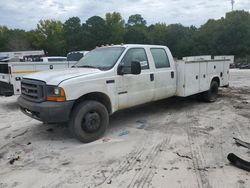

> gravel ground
[0,69,250,188]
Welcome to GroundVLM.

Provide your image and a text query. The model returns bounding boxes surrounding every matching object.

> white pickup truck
[18,44,231,143]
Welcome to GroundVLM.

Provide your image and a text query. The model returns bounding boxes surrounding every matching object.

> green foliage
[0,10,250,62]
[84,16,110,49]
[124,26,149,44]
[236,56,250,65]
[124,14,149,44]
[127,14,147,26]
[105,12,125,44]
[0,26,10,51]
[25,30,45,50]
[63,17,82,52]
[37,19,66,55]
[148,23,168,45]
[6,29,31,51]
[0,27,31,51]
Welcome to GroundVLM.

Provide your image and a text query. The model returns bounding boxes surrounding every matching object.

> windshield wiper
[99,67,110,70]
[73,65,110,71]
[76,65,99,69]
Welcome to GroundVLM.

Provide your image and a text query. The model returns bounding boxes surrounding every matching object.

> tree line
[0,10,250,64]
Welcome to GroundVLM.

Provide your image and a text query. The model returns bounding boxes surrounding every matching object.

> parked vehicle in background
[239,64,250,69]
[0,50,45,62]
[67,51,89,62]
[0,50,85,96]
[230,64,236,69]
[18,44,232,143]
[0,60,75,96]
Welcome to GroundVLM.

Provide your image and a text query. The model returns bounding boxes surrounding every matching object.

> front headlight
[46,86,66,102]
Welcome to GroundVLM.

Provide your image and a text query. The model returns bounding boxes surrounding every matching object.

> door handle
[171,71,174,78]
[150,73,154,81]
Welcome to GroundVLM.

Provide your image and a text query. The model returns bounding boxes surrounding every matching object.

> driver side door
[117,48,155,110]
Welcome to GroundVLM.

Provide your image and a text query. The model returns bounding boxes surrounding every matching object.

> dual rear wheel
[198,80,219,102]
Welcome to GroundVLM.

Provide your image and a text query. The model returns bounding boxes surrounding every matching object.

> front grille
[21,79,46,102]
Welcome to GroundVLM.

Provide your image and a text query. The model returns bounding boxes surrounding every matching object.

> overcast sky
[0,0,249,30]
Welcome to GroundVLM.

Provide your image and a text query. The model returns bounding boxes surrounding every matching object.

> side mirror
[131,61,141,75]
[117,65,124,75]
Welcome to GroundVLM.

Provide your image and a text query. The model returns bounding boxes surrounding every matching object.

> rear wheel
[69,100,109,143]
[202,81,219,102]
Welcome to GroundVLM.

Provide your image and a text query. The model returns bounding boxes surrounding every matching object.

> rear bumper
[0,81,14,96]
[18,96,74,123]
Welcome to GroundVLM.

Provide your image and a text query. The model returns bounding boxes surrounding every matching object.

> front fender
[60,78,117,113]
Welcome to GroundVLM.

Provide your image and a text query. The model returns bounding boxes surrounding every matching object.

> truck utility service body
[18,44,231,142]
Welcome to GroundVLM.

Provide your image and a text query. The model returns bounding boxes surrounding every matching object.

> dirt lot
[1,69,250,188]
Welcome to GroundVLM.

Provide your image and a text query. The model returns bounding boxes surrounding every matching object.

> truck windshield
[74,47,125,70]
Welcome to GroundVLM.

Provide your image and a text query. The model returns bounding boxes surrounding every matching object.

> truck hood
[23,68,101,85]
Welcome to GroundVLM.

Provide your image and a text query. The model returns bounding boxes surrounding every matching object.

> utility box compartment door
[223,61,230,86]
[199,62,208,92]
[184,63,199,96]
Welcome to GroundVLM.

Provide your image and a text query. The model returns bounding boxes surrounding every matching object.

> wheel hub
[82,112,101,133]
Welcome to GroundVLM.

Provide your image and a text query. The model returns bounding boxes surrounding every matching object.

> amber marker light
[46,86,66,102]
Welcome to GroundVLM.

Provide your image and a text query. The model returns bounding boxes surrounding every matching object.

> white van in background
[67,51,89,62]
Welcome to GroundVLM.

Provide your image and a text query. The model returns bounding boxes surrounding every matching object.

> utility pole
[231,0,235,11]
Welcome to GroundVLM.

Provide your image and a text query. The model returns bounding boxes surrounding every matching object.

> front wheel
[202,81,219,102]
[69,100,109,143]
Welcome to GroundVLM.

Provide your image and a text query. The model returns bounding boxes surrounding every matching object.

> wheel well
[72,92,112,115]
[212,77,220,87]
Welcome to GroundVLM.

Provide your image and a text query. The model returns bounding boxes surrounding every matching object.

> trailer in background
[0,50,89,96]
[0,61,75,96]
[0,50,45,62]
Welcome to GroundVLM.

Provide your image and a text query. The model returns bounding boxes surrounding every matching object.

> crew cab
[18,44,232,143]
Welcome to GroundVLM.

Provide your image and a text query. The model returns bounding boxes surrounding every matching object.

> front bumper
[18,96,74,123]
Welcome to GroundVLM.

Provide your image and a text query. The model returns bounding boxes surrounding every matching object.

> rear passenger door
[150,48,177,100]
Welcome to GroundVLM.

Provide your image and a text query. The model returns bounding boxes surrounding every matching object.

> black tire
[69,100,109,143]
[196,93,204,101]
[202,81,219,102]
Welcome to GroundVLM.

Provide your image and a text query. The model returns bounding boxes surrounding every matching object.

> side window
[121,48,149,73]
[150,48,170,68]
